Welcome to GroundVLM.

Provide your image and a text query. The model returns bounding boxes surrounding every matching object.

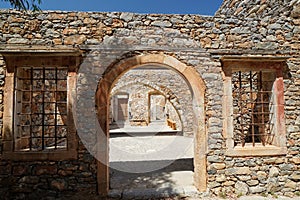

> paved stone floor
[109,122,196,199]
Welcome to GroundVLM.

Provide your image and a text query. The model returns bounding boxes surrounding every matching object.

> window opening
[232,70,275,147]
[14,67,68,151]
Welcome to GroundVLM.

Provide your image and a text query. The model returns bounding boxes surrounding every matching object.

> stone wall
[0,144,98,199]
[111,67,192,135]
[216,0,299,18]
[0,0,299,198]
[0,56,4,154]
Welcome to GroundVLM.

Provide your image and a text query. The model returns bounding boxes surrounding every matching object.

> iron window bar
[232,70,274,147]
[15,67,68,151]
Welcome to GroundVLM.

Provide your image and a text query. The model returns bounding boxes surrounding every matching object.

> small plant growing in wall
[218,191,227,199]
[261,192,268,198]
[237,192,243,198]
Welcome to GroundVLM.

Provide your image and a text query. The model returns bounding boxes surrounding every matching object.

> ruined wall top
[216,0,300,19]
[0,0,299,58]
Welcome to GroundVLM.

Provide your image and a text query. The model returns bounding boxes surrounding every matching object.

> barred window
[232,70,275,147]
[14,67,68,151]
[222,58,287,156]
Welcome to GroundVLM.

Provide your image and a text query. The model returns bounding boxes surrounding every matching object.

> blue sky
[0,0,224,15]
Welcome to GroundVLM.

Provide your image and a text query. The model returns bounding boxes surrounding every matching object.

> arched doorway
[95,54,207,196]
[110,79,184,133]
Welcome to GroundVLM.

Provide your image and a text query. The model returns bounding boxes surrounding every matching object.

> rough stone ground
[59,192,300,200]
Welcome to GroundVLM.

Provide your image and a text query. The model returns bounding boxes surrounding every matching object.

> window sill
[2,150,77,161]
[226,144,287,157]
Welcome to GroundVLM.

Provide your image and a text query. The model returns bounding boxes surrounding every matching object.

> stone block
[290,157,300,164]
[257,171,267,180]
[108,189,122,199]
[120,13,134,22]
[216,174,226,182]
[291,172,300,181]
[279,164,294,171]
[238,176,251,181]
[235,181,249,195]
[292,3,300,18]
[269,166,280,178]
[211,163,226,170]
[19,176,39,184]
[0,165,11,175]
[285,180,297,189]
[247,180,259,186]
[223,181,235,186]
[249,186,266,193]
[64,35,86,45]
[35,165,57,175]
[151,21,172,27]
[7,38,29,44]
[226,167,251,176]
[13,165,29,176]
[51,179,67,191]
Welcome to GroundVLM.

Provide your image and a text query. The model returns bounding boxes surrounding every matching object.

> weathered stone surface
[7,38,29,44]
[249,186,266,193]
[291,172,300,181]
[207,155,222,163]
[285,180,297,189]
[63,28,78,35]
[238,176,251,181]
[235,181,249,195]
[216,174,226,182]
[279,164,294,171]
[266,179,279,193]
[51,179,67,191]
[120,12,134,21]
[226,167,251,175]
[269,167,280,178]
[151,21,172,27]
[12,165,27,175]
[290,157,300,164]
[247,180,259,186]
[211,163,226,170]
[291,3,300,18]
[257,171,267,180]
[36,165,57,175]
[64,35,86,45]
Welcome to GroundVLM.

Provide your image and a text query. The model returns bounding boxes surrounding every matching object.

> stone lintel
[78,44,208,53]
[226,144,287,157]
[209,49,296,56]
[0,45,82,56]
[221,56,289,62]
[2,150,78,161]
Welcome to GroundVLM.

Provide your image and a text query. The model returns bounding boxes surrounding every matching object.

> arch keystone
[139,54,165,64]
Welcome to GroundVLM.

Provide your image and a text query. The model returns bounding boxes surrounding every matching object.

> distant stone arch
[111,80,183,131]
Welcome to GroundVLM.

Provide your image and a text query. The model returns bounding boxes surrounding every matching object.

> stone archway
[95,54,207,196]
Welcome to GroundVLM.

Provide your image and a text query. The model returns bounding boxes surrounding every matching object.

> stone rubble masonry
[111,68,193,136]
[0,0,299,198]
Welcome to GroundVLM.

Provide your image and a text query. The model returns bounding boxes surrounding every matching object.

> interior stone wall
[111,67,192,135]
